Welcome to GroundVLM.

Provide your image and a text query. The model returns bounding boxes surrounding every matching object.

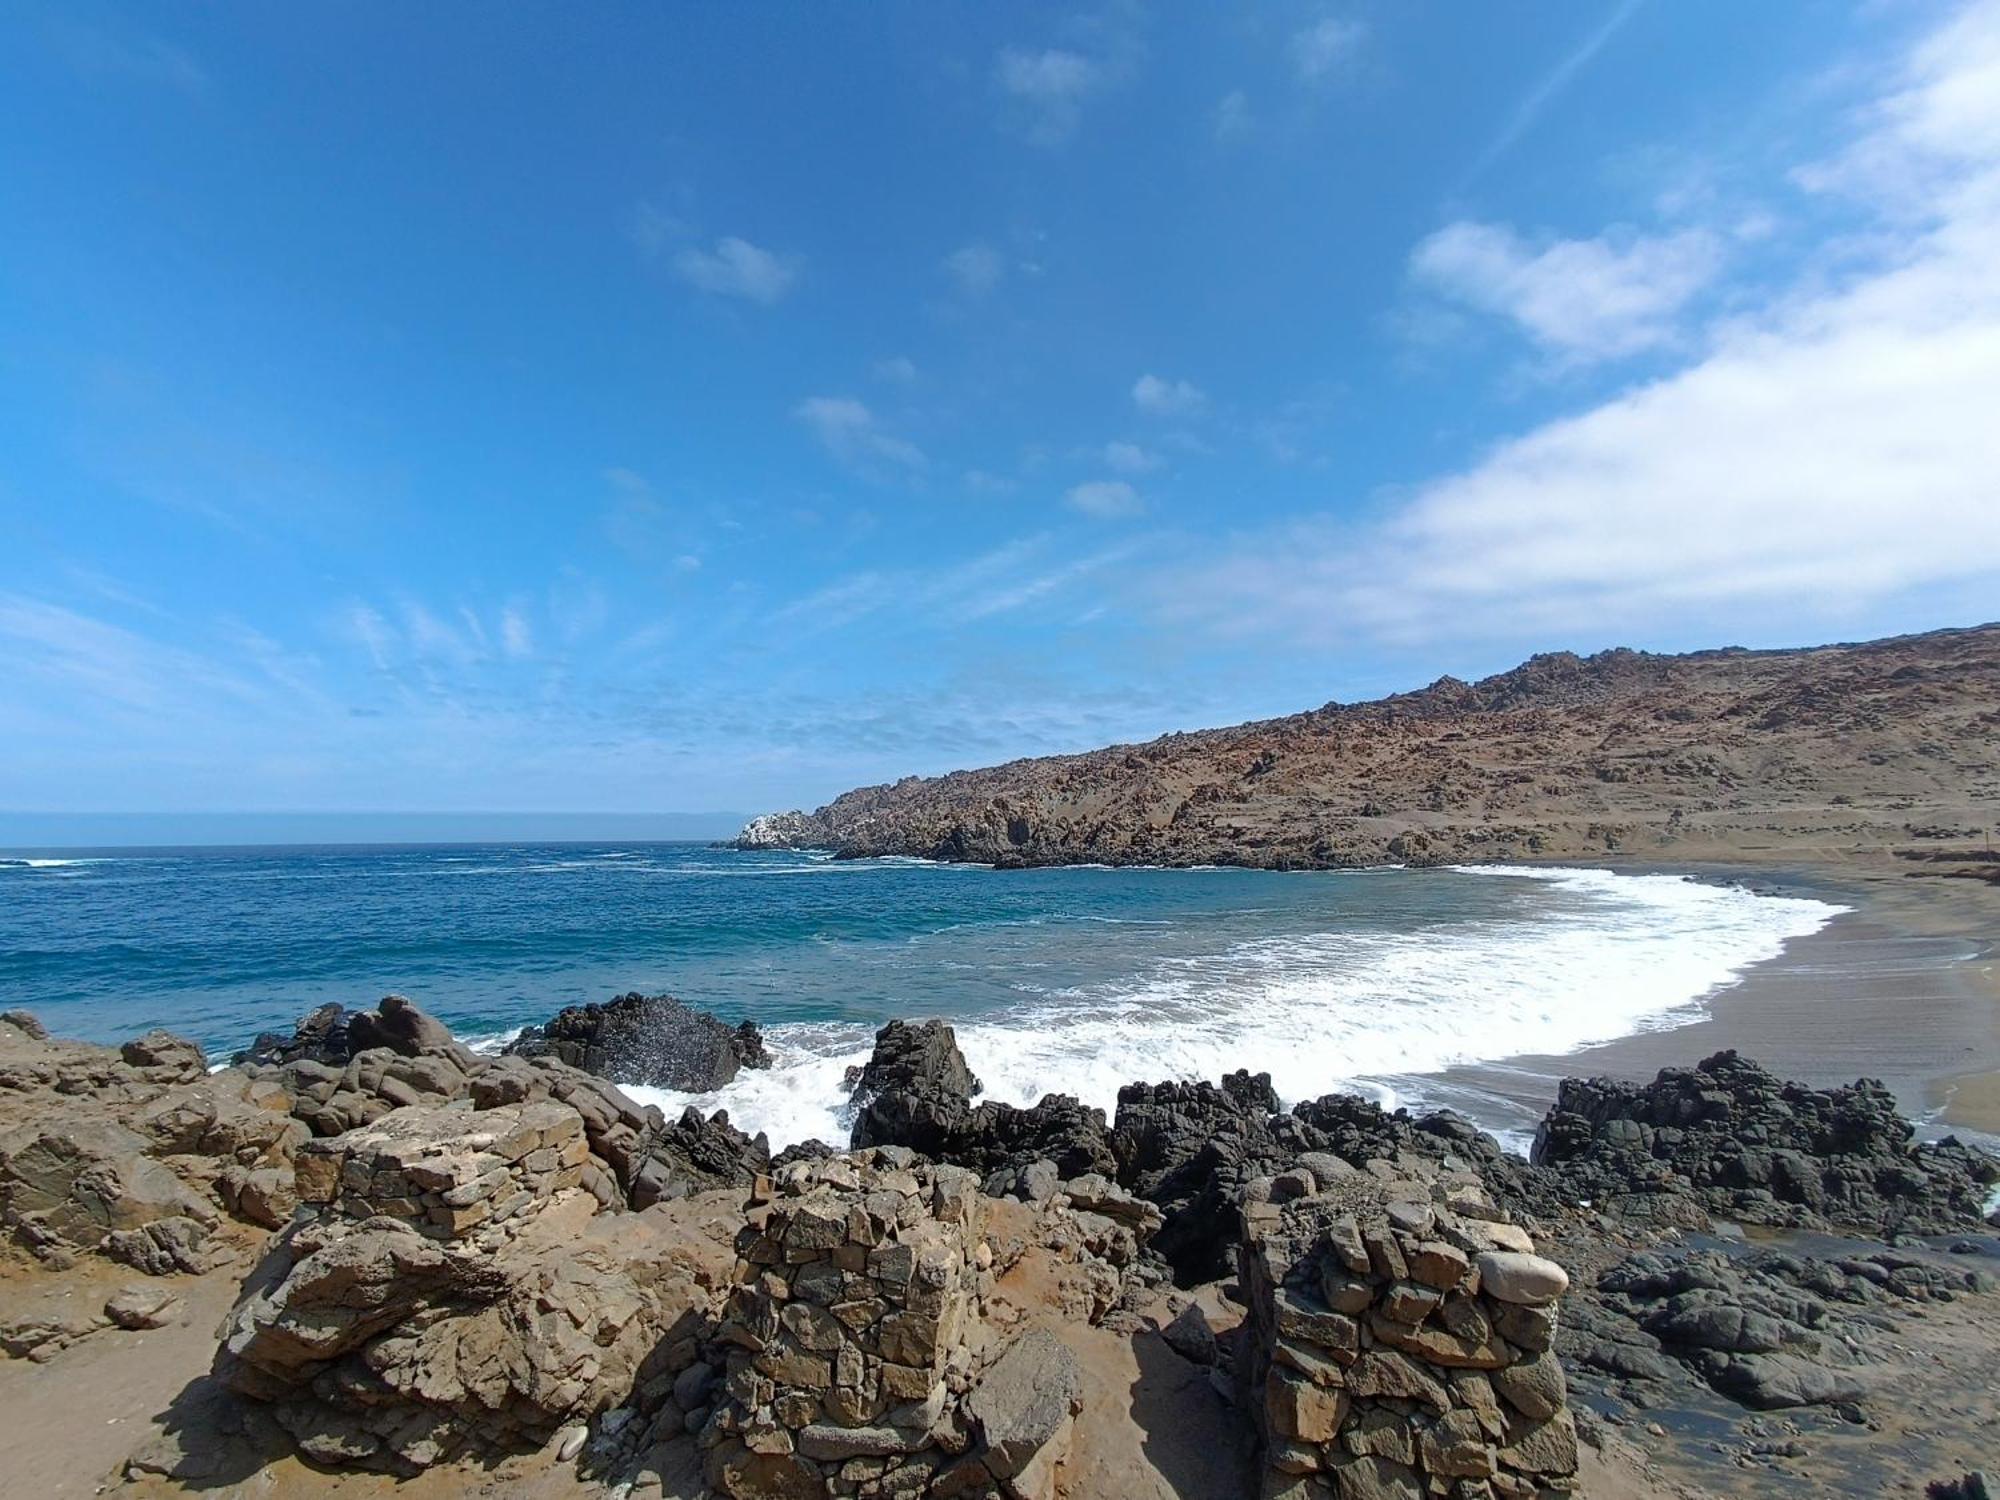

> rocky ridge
[736,623,2000,869]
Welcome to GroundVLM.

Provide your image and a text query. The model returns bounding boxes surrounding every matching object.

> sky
[3,1,1999,832]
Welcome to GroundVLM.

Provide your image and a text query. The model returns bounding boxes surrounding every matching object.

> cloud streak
[1459,0,1645,190]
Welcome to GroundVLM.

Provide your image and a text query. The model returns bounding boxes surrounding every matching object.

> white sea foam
[0,857,108,869]
[629,866,1847,1150]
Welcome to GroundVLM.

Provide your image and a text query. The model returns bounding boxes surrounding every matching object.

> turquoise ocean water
[0,843,1840,1148]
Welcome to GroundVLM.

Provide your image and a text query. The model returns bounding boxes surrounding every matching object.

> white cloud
[672,236,799,304]
[500,606,533,659]
[1291,17,1364,82]
[794,396,927,474]
[1164,1,2000,645]
[995,48,1100,145]
[1214,90,1253,142]
[1131,373,1207,417]
[873,355,918,383]
[944,243,1007,297]
[1409,221,1723,362]
[1066,479,1143,518]
[1103,441,1161,474]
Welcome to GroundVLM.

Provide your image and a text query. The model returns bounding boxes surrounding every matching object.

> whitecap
[645,866,1844,1150]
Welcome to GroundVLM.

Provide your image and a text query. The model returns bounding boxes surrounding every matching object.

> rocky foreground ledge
[2,998,1997,1500]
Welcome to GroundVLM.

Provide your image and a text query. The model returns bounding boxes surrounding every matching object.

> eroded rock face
[1529,1049,2000,1235]
[505,991,770,1092]
[0,1015,304,1271]
[219,1192,726,1475]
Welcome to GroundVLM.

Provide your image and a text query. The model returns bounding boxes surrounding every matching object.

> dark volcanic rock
[503,991,767,1091]
[849,1019,981,1155]
[846,1019,1114,1181]
[235,1003,355,1068]
[1570,1242,1995,1411]
[1530,1050,2000,1235]
[1108,1071,1309,1282]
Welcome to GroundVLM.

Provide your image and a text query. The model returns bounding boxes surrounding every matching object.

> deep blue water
[0,842,1838,1146]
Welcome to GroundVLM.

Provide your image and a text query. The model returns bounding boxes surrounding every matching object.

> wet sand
[1388,854,2000,1151]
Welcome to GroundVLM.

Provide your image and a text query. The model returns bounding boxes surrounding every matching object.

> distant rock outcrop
[734,810,820,849]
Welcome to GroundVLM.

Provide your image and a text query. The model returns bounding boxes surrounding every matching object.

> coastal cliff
[739,623,2000,869]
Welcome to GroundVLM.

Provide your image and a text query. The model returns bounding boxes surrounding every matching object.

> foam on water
[635,866,1846,1150]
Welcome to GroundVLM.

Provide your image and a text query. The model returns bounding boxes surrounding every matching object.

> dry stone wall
[701,1148,1081,1500]
[1239,1160,1579,1500]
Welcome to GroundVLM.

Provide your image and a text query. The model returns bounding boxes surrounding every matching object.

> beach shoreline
[1393,850,2000,1149]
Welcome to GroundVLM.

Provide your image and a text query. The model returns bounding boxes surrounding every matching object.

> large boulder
[346,994,469,1061]
[505,990,768,1091]
[218,1191,728,1475]
[847,1020,1115,1183]
[1109,1071,1300,1281]
[849,1019,981,1154]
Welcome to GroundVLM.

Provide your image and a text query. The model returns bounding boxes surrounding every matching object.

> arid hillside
[742,623,2000,868]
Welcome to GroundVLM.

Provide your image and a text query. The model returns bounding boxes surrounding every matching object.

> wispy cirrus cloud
[1102,441,1162,474]
[794,396,927,475]
[944,243,1008,297]
[994,47,1102,145]
[1291,16,1364,83]
[1459,0,1646,189]
[1066,479,1144,519]
[1131,373,1206,417]
[45,18,210,98]
[672,236,800,304]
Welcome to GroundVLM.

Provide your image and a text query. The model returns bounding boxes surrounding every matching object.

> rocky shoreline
[3,991,1997,1498]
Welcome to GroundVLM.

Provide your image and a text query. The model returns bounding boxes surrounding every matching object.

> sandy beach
[1405,851,2000,1149]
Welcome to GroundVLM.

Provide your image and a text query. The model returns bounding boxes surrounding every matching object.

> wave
[627,867,1844,1151]
[0,857,109,869]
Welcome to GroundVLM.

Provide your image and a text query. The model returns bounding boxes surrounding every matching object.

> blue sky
[4,1,1998,827]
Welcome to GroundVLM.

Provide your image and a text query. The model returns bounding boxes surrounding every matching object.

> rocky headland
[735,623,2000,871]
[3,996,1997,1499]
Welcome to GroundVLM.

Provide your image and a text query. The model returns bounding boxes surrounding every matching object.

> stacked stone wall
[1240,1164,1579,1499]
[702,1148,1080,1500]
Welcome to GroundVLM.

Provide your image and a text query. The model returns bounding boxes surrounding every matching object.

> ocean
[0,843,1843,1151]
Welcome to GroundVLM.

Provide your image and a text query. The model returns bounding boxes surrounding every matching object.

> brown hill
[741,623,2000,868]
